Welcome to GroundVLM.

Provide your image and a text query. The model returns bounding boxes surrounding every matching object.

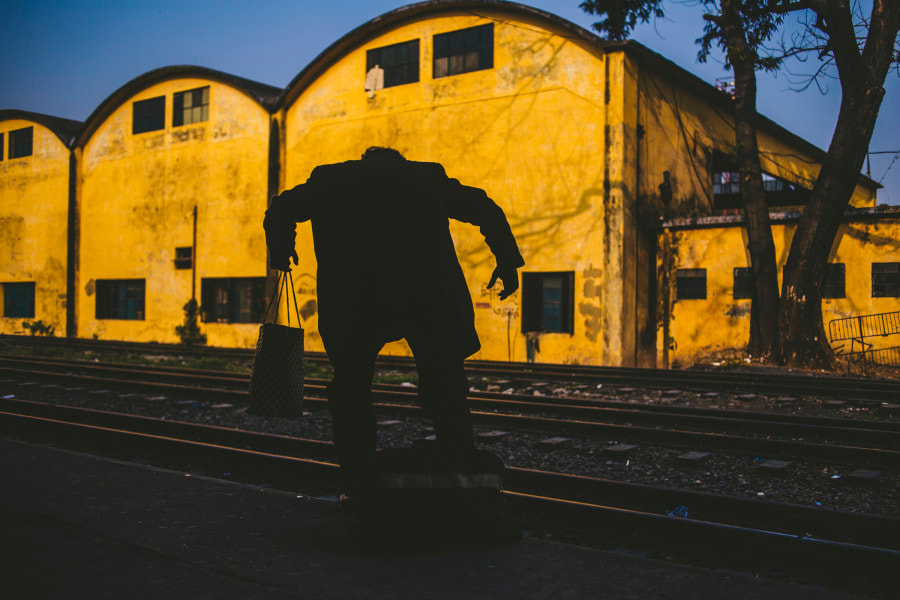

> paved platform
[0,436,867,599]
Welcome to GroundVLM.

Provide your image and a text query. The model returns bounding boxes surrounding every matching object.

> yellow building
[660,209,900,367]
[1,1,894,368]
[276,1,880,366]
[73,66,280,347]
[0,110,81,336]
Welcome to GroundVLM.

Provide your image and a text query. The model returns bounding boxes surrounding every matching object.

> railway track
[2,355,899,468]
[0,396,896,591]
[3,334,899,400]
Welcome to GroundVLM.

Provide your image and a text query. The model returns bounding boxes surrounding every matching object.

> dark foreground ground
[0,437,878,600]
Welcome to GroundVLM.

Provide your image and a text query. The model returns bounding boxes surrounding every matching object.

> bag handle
[262,271,302,326]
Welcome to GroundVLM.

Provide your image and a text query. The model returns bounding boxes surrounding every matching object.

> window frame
[200,277,266,324]
[8,126,33,159]
[521,271,575,334]
[173,86,210,127]
[366,39,420,89]
[733,267,753,300]
[822,263,846,299]
[433,23,494,79]
[2,282,36,319]
[174,246,193,270]
[675,268,707,300]
[95,279,146,320]
[132,96,166,134]
[872,262,900,298]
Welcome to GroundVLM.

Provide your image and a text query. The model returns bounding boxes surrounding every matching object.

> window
[3,282,35,318]
[733,267,753,300]
[96,279,145,320]
[9,127,33,159]
[173,86,209,127]
[823,263,846,299]
[133,96,165,134]
[711,150,809,210]
[201,278,265,324]
[873,263,900,298]
[522,272,574,334]
[174,246,192,270]
[0,133,4,160]
[676,269,707,300]
[366,39,419,88]
[433,23,493,78]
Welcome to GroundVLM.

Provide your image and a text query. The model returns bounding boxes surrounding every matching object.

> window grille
[433,23,493,78]
[873,263,900,298]
[9,127,33,159]
[200,278,265,323]
[133,96,165,134]
[2,282,35,318]
[733,267,753,299]
[96,279,145,320]
[522,272,574,333]
[823,263,846,299]
[366,39,419,88]
[676,269,707,300]
[174,247,192,270]
[173,86,209,127]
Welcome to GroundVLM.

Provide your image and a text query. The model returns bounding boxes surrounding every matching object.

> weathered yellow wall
[660,216,900,366]
[0,119,69,334]
[283,12,634,365]
[635,68,876,217]
[78,79,270,346]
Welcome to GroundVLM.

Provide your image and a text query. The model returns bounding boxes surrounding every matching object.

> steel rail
[3,362,899,468]
[4,355,899,439]
[1,398,897,554]
[3,334,898,400]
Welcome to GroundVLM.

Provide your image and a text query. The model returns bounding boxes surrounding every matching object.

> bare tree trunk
[774,0,900,368]
[719,0,780,357]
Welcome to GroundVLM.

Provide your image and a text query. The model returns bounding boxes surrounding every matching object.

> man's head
[361,146,405,160]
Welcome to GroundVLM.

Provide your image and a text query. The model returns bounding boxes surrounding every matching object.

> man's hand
[264,212,299,271]
[487,264,519,300]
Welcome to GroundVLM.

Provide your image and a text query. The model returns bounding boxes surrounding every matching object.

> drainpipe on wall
[192,205,198,301]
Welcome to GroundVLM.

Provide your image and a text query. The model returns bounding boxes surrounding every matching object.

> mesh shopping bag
[248,271,304,418]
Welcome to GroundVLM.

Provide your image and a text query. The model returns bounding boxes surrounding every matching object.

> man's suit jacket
[265,158,524,359]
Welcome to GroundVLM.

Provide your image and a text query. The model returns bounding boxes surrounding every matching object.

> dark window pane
[9,127,33,159]
[733,267,753,300]
[200,278,266,323]
[0,133,5,160]
[366,39,419,89]
[873,263,900,298]
[433,23,493,78]
[133,96,165,134]
[676,268,707,300]
[174,246,192,270]
[823,263,845,299]
[96,279,145,320]
[521,272,574,334]
[3,282,35,318]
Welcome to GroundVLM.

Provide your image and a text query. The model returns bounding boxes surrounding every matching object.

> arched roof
[280,0,615,109]
[279,0,881,191]
[75,65,281,148]
[0,109,83,149]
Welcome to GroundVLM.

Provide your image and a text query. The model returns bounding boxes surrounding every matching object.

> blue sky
[2,0,897,203]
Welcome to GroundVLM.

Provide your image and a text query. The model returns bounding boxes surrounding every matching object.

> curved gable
[75,65,281,148]
[0,109,82,149]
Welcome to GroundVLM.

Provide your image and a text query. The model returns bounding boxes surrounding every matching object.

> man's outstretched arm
[440,169,524,300]
[263,172,319,270]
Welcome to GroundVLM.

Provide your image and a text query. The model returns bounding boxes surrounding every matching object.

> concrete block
[677,451,711,462]
[846,469,881,482]
[538,437,570,447]
[605,443,639,454]
[477,430,510,439]
[758,459,792,472]
[377,420,401,426]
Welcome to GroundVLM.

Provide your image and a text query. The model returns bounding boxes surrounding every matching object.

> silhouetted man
[264,147,524,495]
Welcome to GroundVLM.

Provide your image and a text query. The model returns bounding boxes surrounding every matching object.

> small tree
[175,298,207,345]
